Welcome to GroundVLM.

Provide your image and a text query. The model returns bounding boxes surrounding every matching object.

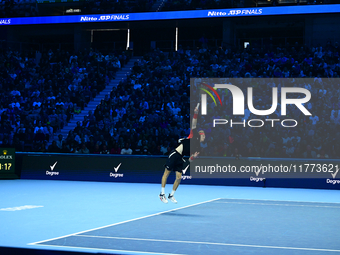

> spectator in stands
[100,144,110,154]
[48,140,60,153]
[56,134,65,150]
[331,110,340,125]
[303,145,317,158]
[60,143,71,153]
[92,143,101,154]
[121,143,133,155]
[110,142,121,154]
[34,121,44,134]
[76,143,90,154]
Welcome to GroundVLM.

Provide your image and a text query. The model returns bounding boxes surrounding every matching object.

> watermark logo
[202,84,311,116]
[200,83,223,108]
[198,79,312,128]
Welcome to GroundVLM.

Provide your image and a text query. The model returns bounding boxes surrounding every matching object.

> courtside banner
[20,153,201,184]
[1,4,340,26]
[18,153,340,189]
[190,78,340,180]
[20,153,166,182]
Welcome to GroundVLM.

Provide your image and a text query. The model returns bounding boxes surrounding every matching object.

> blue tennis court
[1,180,340,254]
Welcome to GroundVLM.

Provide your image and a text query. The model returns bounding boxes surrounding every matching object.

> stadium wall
[3,13,340,53]
[15,153,340,190]
[305,15,340,46]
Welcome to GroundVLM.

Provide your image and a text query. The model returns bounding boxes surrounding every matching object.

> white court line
[218,198,340,204]
[29,198,221,245]
[75,235,340,253]
[32,243,184,255]
[0,205,44,211]
[214,201,340,208]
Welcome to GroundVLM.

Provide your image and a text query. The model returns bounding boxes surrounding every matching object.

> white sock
[161,187,165,195]
[170,190,175,196]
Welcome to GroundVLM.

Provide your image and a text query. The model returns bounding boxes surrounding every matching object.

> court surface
[1,179,340,254]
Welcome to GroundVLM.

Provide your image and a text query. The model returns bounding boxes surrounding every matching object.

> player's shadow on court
[163,212,203,217]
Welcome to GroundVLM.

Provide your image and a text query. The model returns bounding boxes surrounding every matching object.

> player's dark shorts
[164,150,186,173]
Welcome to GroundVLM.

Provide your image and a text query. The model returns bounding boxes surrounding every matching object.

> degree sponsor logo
[50,161,57,171]
[181,165,192,180]
[110,173,124,178]
[250,176,265,182]
[46,171,59,176]
[46,161,59,176]
[110,163,124,178]
[114,163,121,172]
[326,179,340,185]
[181,175,192,180]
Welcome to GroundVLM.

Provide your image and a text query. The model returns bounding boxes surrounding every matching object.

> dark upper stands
[0,0,337,18]
[0,0,155,18]
[162,0,339,12]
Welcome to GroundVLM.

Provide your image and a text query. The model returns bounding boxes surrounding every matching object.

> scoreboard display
[0,148,16,179]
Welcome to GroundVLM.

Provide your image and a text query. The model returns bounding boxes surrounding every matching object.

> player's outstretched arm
[189,152,200,162]
[191,105,199,130]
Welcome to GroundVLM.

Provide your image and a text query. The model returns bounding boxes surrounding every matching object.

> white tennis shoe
[159,193,168,203]
[168,194,177,204]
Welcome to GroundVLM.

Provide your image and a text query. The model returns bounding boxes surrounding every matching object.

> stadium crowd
[0,47,128,152]
[1,40,340,159]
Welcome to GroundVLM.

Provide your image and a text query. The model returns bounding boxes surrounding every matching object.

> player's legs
[160,150,182,204]
[173,170,182,191]
[160,168,171,203]
[161,169,171,189]
[168,169,182,204]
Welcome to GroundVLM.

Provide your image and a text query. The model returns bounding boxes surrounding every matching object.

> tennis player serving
[159,104,205,203]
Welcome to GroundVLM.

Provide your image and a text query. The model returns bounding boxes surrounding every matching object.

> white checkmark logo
[331,168,339,179]
[114,163,122,173]
[50,161,58,171]
[182,164,190,174]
